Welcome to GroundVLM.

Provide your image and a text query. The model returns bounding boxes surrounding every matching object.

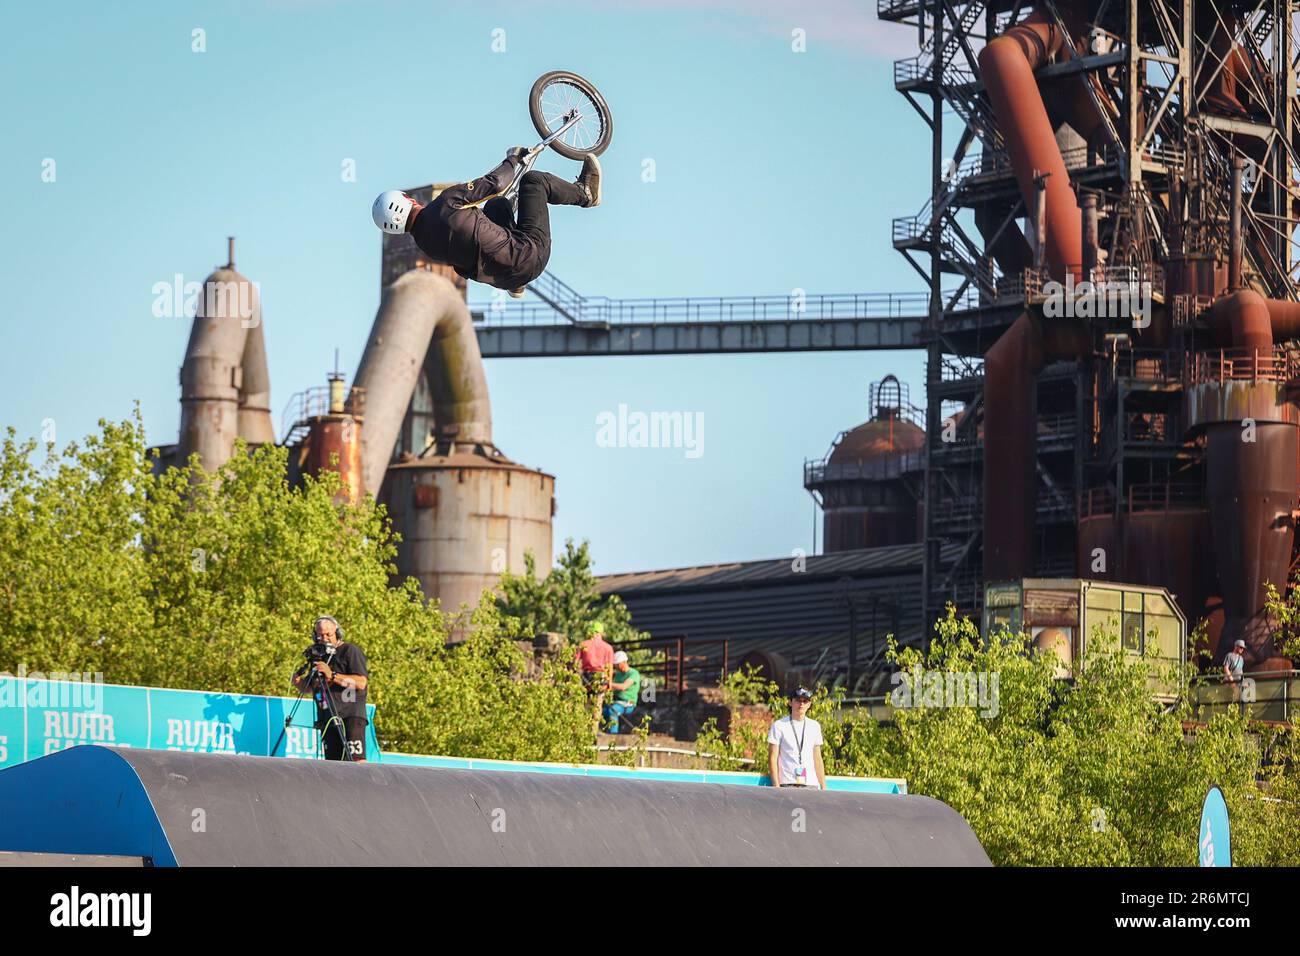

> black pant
[420,163,584,290]
[490,170,586,249]
[319,715,367,761]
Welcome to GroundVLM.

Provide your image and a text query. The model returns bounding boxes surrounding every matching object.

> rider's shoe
[509,287,526,298]
[575,154,601,207]
[505,146,530,167]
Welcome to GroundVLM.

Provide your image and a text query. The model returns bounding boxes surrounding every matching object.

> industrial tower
[881,0,1300,669]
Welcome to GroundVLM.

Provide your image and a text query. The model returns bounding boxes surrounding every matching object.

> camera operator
[291,615,370,762]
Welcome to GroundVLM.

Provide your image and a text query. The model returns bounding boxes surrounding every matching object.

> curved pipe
[978,2,1099,581]
[352,269,492,494]
[177,266,258,472]
[1207,289,1272,349]
[237,312,275,445]
[978,9,1084,276]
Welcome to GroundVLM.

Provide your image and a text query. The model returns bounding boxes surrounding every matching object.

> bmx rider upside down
[372,149,601,296]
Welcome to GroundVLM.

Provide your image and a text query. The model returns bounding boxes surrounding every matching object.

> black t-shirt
[313,642,368,724]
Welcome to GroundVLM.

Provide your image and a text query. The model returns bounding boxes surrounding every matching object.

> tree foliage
[0,413,590,761]
[496,537,642,645]
[698,607,1300,866]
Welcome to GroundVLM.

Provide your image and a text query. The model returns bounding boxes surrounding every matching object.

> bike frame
[503,108,583,212]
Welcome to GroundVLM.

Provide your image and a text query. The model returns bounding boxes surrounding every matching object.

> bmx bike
[502,70,613,215]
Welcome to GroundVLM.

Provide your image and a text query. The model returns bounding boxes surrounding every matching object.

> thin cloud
[493,0,917,58]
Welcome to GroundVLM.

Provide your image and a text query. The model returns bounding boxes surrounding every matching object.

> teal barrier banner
[0,675,379,769]
[0,676,906,794]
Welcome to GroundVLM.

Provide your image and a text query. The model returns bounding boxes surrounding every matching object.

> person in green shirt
[603,650,641,734]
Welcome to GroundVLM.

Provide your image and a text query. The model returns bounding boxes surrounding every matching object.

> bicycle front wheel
[529,70,613,160]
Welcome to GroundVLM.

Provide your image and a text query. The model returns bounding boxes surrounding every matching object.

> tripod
[270,663,354,762]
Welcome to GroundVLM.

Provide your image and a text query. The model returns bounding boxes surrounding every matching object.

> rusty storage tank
[1077,484,1219,646]
[804,376,926,551]
[1186,342,1300,671]
[381,445,554,638]
[296,372,365,504]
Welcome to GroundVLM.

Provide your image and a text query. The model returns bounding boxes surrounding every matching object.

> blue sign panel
[0,676,893,793]
[1199,785,1231,867]
[25,680,147,762]
[148,688,270,755]
[0,674,378,768]
[0,678,24,770]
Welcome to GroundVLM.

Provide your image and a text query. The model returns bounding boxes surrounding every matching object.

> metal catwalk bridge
[469,271,962,357]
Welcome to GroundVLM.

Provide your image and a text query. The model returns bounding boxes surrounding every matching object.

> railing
[877,0,922,16]
[1171,294,1215,327]
[469,289,979,327]
[1080,483,1203,518]
[1191,670,1300,725]
[1184,348,1300,386]
[929,495,982,525]
[869,382,927,430]
[1024,262,1166,301]
[1122,411,1174,444]
[278,386,366,445]
[1037,412,1077,439]
[804,448,926,486]
[617,636,731,696]
[909,142,1185,209]
[1104,348,1182,386]
[941,356,984,381]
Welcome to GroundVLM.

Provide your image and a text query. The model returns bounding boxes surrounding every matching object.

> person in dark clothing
[290,615,370,762]
[372,148,601,296]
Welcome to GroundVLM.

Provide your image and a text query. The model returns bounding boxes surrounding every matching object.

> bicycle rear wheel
[529,70,613,160]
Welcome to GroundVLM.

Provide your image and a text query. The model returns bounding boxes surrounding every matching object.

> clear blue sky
[1,0,937,574]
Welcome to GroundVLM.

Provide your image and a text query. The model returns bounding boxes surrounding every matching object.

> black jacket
[409,161,548,291]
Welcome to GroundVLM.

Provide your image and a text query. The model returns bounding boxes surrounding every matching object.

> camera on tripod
[303,642,336,666]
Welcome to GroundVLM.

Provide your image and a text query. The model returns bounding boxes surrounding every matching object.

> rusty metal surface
[352,270,490,495]
[304,416,364,503]
[1206,421,1297,664]
[177,264,260,472]
[381,454,554,637]
[1187,380,1300,428]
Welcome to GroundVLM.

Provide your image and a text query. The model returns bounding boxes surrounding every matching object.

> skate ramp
[0,746,990,866]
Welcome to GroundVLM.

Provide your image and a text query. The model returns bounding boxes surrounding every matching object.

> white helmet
[372,190,414,234]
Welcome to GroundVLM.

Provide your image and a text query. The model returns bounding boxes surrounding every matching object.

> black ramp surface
[106,748,990,866]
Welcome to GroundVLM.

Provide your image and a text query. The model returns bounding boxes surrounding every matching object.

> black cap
[791,686,813,700]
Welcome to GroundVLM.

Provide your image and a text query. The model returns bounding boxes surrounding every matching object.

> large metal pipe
[352,269,492,494]
[977,8,1085,277]
[1081,191,1099,279]
[177,262,258,472]
[236,317,275,445]
[1200,290,1300,668]
[1033,172,1049,270]
[975,203,1034,275]
[1229,155,1244,292]
[978,2,1099,581]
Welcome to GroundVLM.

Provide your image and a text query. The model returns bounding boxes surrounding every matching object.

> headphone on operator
[313,615,346,643]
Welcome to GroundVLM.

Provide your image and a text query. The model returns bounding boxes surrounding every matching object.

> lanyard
[790,718,807,764]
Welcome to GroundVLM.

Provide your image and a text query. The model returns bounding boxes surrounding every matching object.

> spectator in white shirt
[766,686,827,789]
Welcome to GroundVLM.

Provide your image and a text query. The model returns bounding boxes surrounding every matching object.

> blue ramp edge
[0,747,178,866]
[377,751,907,793]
